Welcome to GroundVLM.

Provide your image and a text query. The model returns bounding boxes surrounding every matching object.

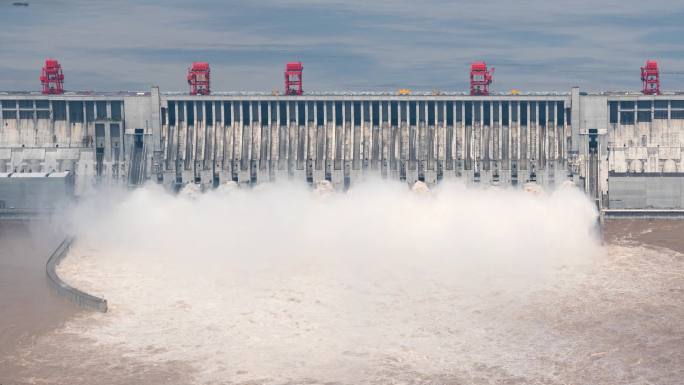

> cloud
[0,0,682,92]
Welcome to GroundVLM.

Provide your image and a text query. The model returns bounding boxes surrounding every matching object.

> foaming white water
[59,180,601,383]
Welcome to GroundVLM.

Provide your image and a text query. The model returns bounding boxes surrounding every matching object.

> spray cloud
[58,180,601,383]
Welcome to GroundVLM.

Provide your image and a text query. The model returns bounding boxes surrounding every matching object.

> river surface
[1,218,683,385]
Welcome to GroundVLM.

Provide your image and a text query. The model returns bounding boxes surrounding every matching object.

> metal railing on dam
[45,237,108,313]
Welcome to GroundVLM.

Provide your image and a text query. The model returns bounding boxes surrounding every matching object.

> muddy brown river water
[1,218,683,385]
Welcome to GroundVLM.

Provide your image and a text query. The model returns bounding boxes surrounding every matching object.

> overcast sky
[1,0,683,93]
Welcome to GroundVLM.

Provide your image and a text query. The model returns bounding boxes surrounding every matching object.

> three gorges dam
[2,59,684,214]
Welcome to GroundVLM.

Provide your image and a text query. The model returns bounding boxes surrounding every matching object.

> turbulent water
[3,180,684,384]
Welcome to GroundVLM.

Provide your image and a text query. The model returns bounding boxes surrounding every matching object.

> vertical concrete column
[287,103,295,175]
[498,101,503,161]
[451,101,457,163]
[462,101,469,172]
[235,102,242,173]
[542,101,548,167]
[553,101,558,161]
[267,102,273,171]
[526,102,531,165]
[364,102,371,168]
[212,101,217,175]
[570,87,581,152]
[378,101,384,174]
[346,102,353,161]
[226,102,234,178]
[507,101,512,164]
[328,102,335,177]
[104,102,112,163]
[174,101,180,174]
[150,87,162,155]
[516,101,521,162]
[218,102,225,170]
[248,102,254,163]
[479,101,484,164]
[82,102,88,147]
[195,102,202,171]
[441,101,447,161]
[65,100,71,147]
[488,101,493,165]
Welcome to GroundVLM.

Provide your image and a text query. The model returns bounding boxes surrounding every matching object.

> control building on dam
[1,88,684,211]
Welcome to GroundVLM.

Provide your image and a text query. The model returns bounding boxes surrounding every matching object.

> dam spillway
[1,88,684,211]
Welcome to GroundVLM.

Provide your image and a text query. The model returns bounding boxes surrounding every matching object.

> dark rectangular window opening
[316,101,324,125]
[1,100,16,109]
[654,100,668,109]
[168,102,176,126]
[297,101,306,124]
[538,103,546,127]
[619,101,635,110]
[671,100,684,109]
[177,102,185,122]
[529,102,537,123]
[288,101,296,122]
[187,101,195,124]
[427,101,435,126]
[241,101,250,124]
[372,101,380,126]
[307,101,315,123]
[53,101,66,120]
[502,102,509,126]
[465,101,473,125]
[353,102,361,125]
[85,101,95,121]
[391,101,399,126]
[620,111,635,124]
[96,101,107,119]
[446,101,454,124]
[260,102,268,124]
[206,101,213,125]
[637,111,651,122]
[637,100,652,109]
[196,102,204,122]
[409,101,417,125]
[520,102,528,123]
[110,101,122,121]
[556,102,564,125]
[654,110,668,119]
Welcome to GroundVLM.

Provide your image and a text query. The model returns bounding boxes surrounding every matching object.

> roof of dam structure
[3,90,684,98]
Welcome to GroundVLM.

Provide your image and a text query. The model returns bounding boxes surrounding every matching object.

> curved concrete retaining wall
[46,237,108,313]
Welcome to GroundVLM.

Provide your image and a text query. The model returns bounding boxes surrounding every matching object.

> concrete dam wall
[1,88,684,209]
[159,95,571,188]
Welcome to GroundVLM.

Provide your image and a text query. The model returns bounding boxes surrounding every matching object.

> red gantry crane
[470,61,494,96]
[284,62,303,95]
[641,60,660,95]
[187,62,210,95]
[40,58,64,95]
